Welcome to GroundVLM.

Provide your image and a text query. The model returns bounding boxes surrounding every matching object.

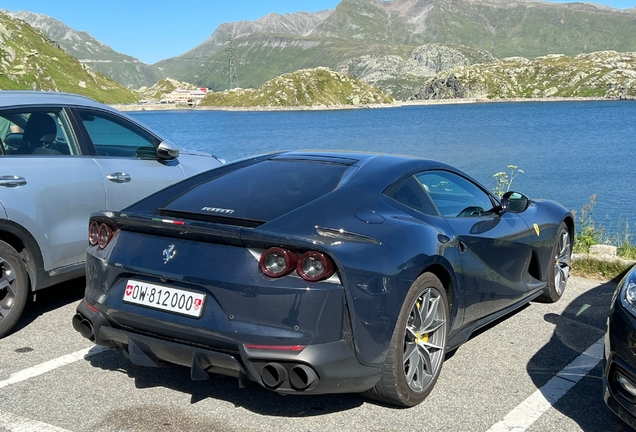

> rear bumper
[74,300,381,395]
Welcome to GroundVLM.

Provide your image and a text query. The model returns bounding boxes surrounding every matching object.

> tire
[537,221,572,303]
[365,272,449,407]
[0,240,29,338]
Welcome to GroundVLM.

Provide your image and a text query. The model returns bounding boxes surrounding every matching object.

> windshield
[162,160,349,224]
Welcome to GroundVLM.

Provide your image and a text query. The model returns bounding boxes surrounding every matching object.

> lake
[129,100,636,240]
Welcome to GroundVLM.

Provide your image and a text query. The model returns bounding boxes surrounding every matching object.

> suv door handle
[0,175,27,187]
[106,173,132,183]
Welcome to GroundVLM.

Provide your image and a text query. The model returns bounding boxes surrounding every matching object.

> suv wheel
[0,240,28,338]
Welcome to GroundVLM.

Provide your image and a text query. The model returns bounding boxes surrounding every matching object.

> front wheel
[0,240,29,338]
[366,272,449,407]
[537,221,572,303]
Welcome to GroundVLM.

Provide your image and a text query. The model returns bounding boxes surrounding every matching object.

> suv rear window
[163,160,349,224]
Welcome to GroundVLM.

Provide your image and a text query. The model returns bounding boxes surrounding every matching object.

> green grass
[571,257,633,282]
[619,244,636,260]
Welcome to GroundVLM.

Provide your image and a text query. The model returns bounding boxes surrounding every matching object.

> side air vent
[528,250,542,281]
[342,304,355,351]
[316,227,381,245]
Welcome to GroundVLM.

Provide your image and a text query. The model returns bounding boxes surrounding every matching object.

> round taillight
[89,221,99,246]
[259,247,297,278]
[297,252,335,282]
[97,224,114,249]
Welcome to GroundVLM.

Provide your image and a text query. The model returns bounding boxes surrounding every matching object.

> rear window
[163,160,349,224]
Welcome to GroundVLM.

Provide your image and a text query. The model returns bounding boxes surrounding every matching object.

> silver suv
[0,91,225,337]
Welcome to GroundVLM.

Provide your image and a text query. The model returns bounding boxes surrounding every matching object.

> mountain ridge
[5,10,165,89]
[0,11,136,103]
[5,1,636,102]
[156,0,636,94]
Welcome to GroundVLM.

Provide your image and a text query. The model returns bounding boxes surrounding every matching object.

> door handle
[0,175,27,187]
[106,173,131,183]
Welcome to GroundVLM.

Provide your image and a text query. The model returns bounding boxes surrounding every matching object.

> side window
[0,110,79,156]
[416,171,496,218]
[76,109,158,159]
[383,175,439,216]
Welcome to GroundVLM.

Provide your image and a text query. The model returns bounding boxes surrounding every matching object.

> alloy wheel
[554,228,572,296]
[403,287,447,392]
[0,257,17,321]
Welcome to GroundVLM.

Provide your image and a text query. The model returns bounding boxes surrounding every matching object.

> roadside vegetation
[571,195,636,280]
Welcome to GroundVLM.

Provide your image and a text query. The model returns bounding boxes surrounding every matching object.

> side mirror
[500,191,530,213]
[157,140,180,160]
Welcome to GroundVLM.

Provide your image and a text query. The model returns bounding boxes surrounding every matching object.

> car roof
[272,150,455,172]
[0,91,110,110]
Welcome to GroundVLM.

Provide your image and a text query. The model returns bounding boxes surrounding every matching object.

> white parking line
[0,410,74,432]
[486,336,605,432]
[0,346,107,389]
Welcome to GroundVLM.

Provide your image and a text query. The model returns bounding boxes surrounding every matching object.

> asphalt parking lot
[0,276,630,432]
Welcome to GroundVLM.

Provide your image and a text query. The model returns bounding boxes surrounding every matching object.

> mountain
[0,11,137,103]
[413,50,636,100]
[199,67,394,107]
[195,11,332,49]
[311,0,636,57]
[5,10,164,89]
[154,10,349,89]
[337,43,496,99]
[157,0,636,96]
[157,32,414,92]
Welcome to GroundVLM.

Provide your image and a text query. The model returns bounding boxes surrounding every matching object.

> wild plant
[572,194,602,253]
[493,165,524,198]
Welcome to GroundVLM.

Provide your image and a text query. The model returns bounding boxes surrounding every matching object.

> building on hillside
[164,88,208,106]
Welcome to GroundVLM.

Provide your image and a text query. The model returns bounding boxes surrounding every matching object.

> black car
[604,264,636,428]
[74,151,573,407]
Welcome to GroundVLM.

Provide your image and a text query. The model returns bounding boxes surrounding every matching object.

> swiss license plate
[123,280,205,318]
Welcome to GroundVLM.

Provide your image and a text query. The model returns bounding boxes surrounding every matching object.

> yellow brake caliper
[415,301,429,344]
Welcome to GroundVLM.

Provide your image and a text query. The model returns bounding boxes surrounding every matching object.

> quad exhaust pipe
[261,363,288,388]
[289,365,317,390]
[259,363,318,390]
[72,313,95,340]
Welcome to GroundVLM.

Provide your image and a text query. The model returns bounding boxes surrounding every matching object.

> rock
[413,50,636,100]
[589,244,617,257]
[336,43,495,100]
[412,73,467,100]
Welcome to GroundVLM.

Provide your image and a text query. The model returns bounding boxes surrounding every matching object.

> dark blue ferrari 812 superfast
[74,151,573,407]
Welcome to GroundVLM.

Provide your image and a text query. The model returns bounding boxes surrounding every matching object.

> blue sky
[3,0,635,64]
